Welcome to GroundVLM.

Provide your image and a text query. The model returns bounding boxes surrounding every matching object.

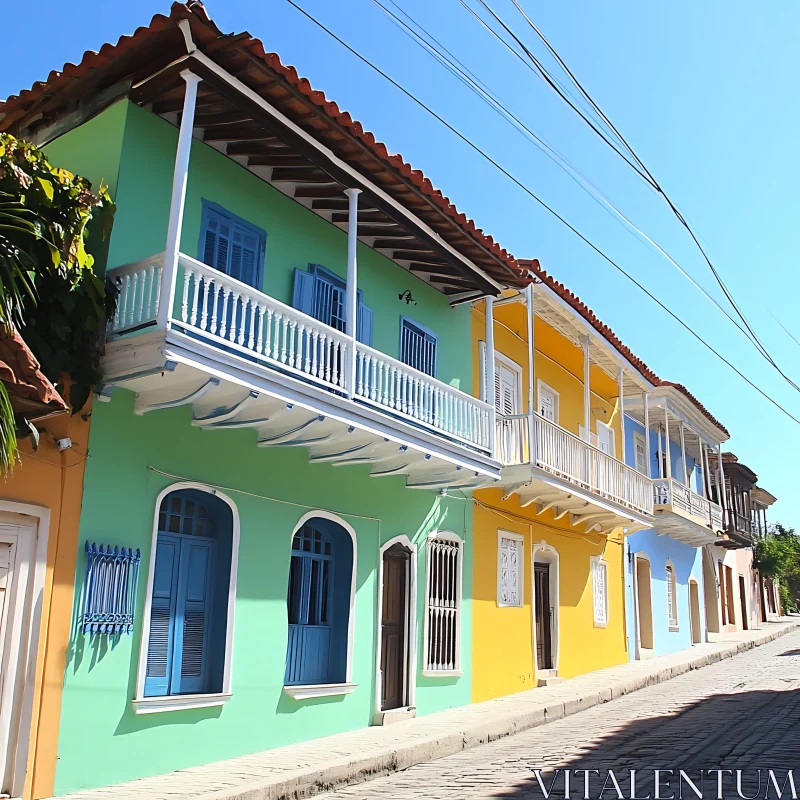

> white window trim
[536,379,560,424]
[596,420,616,458]
[374,535,418,715]
[133,481,240,714]
[497,530,524,607]
[590,555,609,628]
[666,560,679,630]
[283,510,359,698]
[477,341,523,407]
[422,531,463,677]
[634,431,648,476]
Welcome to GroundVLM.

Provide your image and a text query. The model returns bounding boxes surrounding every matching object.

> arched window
[144,489,234,698]
[285,518,354,686]
[666,563,678,629]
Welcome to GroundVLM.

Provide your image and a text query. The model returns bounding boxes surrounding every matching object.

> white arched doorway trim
[531,540,559,674]
[283,510,359,698]
[632,551,654,659]
[134,481,241,713]
[374,534,417,721]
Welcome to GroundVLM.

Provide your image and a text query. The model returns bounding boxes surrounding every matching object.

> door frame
[688,578,702,644]
[632,552,654,659]
[531,541,559,674]
[0,502,50,800]
[374,535,417,718]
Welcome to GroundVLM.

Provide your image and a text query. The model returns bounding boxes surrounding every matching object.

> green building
[3,3,524,796]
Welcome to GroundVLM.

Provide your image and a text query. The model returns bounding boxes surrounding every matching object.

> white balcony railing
[497,413,653,516]
[653,477,723,531]
[107,254,492,452]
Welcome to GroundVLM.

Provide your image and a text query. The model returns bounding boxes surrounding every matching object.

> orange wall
[4,407,90,800]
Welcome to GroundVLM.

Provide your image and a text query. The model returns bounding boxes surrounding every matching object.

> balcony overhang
[652,509,724,547]
[498,465,653,535]
[99,327,500,492]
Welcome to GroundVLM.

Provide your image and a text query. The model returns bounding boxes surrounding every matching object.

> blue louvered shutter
[357,297,373,346]
[230,222,261,288]
[201,207,232,273]
[401,320,437,377]
[292,268,316,315]
[144,535,180,697]
[172,537,216,695]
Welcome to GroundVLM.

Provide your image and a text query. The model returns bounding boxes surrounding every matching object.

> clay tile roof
[0,327,68,421]
[518,259,729,436]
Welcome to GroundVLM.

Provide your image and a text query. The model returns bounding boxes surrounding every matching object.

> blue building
[622,386,729,659]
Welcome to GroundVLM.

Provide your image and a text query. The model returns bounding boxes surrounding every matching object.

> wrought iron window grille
[80,541,141,635]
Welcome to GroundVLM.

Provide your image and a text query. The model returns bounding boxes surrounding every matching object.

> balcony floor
[99,328,500,490]
[652,507,723,546]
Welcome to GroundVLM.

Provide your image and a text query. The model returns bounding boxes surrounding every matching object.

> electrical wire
[283,0,800,427]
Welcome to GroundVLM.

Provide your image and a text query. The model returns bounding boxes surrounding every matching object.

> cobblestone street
[318,630,800,800]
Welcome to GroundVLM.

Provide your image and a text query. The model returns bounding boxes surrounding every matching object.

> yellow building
[471,263,656,702]
[0,332,89,800]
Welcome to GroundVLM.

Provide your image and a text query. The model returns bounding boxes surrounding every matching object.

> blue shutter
[144,535,180,697]
[357,297,373,346]
[200,207,232,273]
[401,320,437,377]
[230,222,261,288]
[292,268,316,316]
[172,537,216,695]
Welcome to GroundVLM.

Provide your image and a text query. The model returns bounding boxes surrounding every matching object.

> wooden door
[689,582,701,644]
[381,545,409,711]
[534,563,552,670]
[739,575,748,630]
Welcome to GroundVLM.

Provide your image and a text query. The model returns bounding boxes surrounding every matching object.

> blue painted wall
[623,415,707,658]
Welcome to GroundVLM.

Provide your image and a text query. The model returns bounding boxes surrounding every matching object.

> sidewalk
[56,618,800,800]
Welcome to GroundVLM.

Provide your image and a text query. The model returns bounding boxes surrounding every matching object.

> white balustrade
[652,477,723,530]
[106,253,493,453]
[355,344,492,451]
[496,412,653,515]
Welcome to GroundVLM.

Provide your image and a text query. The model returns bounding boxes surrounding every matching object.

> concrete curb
[55,619,800,800]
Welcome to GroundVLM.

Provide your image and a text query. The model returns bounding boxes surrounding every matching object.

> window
[634,432,648,476]
[285,517,354,686]
[537,381,559,424]
[401,318,437,377]
[424,533,462,674]
[666,564,678,628]
[144,490,234,699]
[592,557,608,626]
[292,265,373,345]
[199,201,266,289]
[596,421,616,457]
[497,531,523,607]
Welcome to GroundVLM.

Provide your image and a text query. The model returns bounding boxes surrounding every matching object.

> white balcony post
[158,70,202,330]
[656,424,663,478]
[485,295,496,458]
[697,443,707,499]
[679,421,688,487]
[344,188,361,397]
[583,335,591,438]
[617,367,625,462]
[663,412,672,480]
[717,448,729,522]
[525,282,535,464]
[643,392,651,478]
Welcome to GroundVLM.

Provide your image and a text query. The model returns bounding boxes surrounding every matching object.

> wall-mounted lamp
[398,290,416,305]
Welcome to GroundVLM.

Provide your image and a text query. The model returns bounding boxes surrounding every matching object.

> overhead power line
[282,0,800,426]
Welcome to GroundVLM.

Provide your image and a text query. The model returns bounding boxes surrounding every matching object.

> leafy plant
[754,522,800,613]
[0,133,115,467]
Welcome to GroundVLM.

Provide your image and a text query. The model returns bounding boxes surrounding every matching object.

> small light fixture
[398,290,416,305]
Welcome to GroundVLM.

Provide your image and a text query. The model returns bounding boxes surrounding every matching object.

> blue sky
[3,1,799,524]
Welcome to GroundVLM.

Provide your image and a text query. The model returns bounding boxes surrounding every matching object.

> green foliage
[0,133,116,469]
[754,522,800,613]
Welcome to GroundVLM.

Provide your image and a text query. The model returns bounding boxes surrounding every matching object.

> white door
[634,432,648,475]
[494,360,521,462]
[0,520,38,798]
[596,422,615,456]
[538,384,558,423]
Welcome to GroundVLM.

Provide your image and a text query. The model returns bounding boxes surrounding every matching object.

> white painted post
[525,282,535,464]
[717,448,729,525]
[344,188,361,398]
[703,442,713,499]
[697,442,707,499]
[643,392,651,478]
[485,296,496,458]
[583,335,591,438]
[679,421,688,487]
[158,70,202,330]
[664,412,672,480]
[617,366,625,462]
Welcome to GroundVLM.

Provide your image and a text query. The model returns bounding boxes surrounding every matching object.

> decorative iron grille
[80,542,141,635]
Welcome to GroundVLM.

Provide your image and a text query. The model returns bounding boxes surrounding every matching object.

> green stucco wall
[107,101,472,390]
[54,390,472,794]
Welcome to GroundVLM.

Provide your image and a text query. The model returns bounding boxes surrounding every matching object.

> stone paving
[53,618,799,800]
[319,626,800,800]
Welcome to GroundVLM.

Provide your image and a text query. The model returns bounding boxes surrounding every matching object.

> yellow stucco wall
[2,405,90,800]
[470,300,629,703]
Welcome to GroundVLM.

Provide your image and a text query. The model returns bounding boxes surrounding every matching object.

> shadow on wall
[486,683,800,798]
